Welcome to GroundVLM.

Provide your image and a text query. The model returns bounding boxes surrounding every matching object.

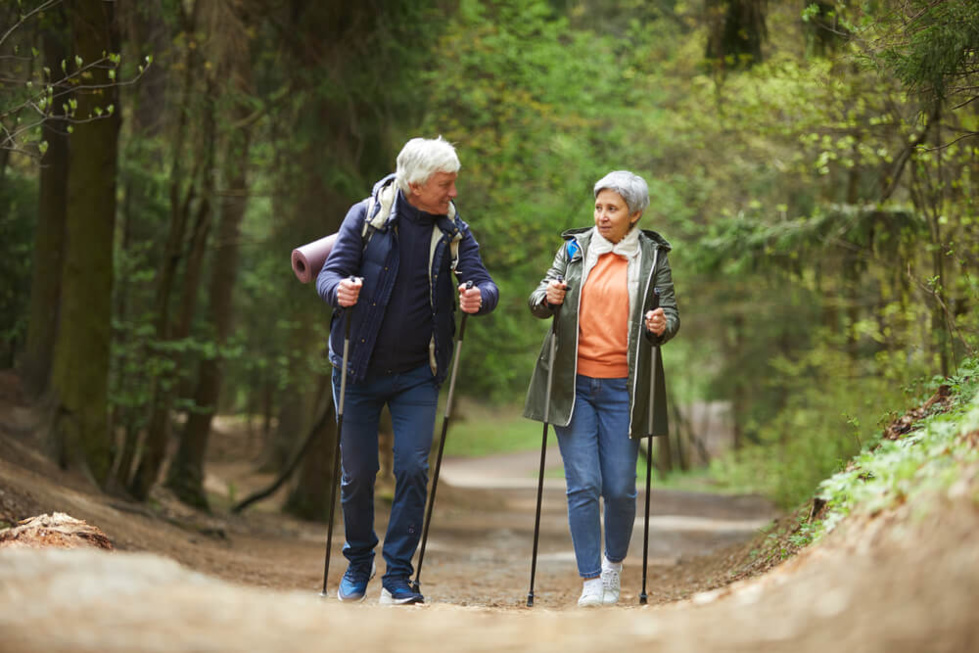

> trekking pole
[640,287,661,605]
[412,281,475,593]
[527,275,563,608]
[320,282,356,598]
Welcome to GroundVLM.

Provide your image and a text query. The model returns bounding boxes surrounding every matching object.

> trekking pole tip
[526,593,535,608]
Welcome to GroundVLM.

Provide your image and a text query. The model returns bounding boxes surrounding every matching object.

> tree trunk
[22,9,70,400]
[167,101,252,510]
[110,0,171,492]
[48,0,120,486]
[284,378,337,522]
[705,0,768,70]
[802,0,845,57]
[129,4,202,499]
[172,80,216,402]
[174,76,218,346]
[730,311,746,450]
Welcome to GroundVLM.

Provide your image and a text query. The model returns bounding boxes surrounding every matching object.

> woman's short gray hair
[593,170,650,216]
[396,136,461,193]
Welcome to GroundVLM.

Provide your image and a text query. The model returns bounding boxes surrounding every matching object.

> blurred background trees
[2,0,976,512]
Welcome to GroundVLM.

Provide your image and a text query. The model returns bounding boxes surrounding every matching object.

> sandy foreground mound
[1,499,977,653]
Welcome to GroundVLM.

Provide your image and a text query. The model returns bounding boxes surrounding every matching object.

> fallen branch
[231,399,335,514]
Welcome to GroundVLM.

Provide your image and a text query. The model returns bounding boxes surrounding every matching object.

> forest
[1,0,977,519]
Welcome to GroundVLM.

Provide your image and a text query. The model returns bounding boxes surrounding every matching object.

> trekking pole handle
[457,280,474,341]
[445,281,475,419]
[341,275,359,334]
[647,287,664,344]
[546,274,567,312]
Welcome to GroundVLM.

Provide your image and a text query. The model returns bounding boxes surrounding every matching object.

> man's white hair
[396,136,461,193]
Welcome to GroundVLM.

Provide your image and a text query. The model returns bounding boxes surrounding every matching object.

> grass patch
[443,400,546,458]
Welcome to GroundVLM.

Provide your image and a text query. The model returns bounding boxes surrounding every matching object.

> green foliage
[871,0,979,103]
[1,0,148,157]
[0,171,37,364]
[708,342,908,509]
[5,0,979,510]
[419,0,680,399]
[107,137,177,430]
[817,357,979,535]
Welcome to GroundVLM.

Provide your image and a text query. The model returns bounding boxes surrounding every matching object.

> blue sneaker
[379,577,424,605]
[337,560,375,602]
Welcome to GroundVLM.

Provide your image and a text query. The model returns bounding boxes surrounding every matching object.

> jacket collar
[561,226,672,253]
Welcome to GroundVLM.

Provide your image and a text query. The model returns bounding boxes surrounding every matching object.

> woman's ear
[630,212,642,226]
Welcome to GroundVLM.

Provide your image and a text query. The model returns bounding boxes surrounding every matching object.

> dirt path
[2,371,978,652]
[381,451,775,607]
[0,385,775,609]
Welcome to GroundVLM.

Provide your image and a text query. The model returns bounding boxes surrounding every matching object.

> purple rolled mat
[291,233,337,283]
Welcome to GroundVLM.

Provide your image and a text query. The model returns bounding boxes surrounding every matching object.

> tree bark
[110,1,171,493]
[167,97,252,510]
[705,0,768,70]
[129,2,202,499]
[48,0,120,486]
[284,378,337,522]
[22,8,70,400]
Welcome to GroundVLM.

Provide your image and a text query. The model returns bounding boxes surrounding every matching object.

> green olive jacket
[522,227,679,439]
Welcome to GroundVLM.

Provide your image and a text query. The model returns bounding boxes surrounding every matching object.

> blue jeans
[554,375,640,579]
[332,363,439,583]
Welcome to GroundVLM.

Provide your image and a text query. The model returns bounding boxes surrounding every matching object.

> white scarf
[582,226,642,327]
[586,226,640,261]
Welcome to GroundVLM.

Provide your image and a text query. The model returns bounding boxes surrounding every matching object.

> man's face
[408,171,458,215]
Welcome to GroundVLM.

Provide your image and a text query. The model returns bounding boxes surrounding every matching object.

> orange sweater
[577,253,629,378]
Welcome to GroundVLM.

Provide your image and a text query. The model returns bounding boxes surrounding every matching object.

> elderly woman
[524,170,679,607]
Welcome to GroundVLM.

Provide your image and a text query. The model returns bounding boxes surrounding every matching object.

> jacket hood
[371,173,398,198]
[560,226,672,251]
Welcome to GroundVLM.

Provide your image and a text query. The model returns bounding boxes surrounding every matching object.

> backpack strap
[361,181,397,242]
[446,202,460,272]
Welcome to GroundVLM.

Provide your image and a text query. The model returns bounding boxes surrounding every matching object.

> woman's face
[594,189,640,244]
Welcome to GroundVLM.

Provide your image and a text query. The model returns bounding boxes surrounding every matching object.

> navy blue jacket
[317,175,499,385]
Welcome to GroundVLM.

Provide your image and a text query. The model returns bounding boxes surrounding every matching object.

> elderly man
[317,137,499,605]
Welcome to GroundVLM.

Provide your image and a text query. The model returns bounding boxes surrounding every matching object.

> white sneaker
[577,577,604,608]
[601,557,622,605]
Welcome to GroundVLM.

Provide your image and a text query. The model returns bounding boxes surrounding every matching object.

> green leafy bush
[817,358,979,535]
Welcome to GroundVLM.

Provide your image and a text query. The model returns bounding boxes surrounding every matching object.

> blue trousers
[554,375,640,579]
[332,363,439,583]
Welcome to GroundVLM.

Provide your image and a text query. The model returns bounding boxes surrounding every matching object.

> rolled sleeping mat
[291,233,337,283]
